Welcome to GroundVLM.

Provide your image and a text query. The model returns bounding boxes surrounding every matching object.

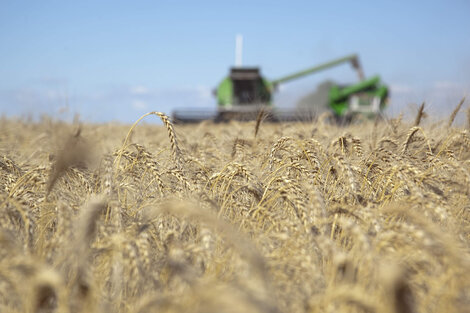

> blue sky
[1,0,469,122]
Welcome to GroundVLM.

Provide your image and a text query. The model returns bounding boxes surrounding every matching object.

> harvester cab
[214,67,274,121]
[229,67,271,105]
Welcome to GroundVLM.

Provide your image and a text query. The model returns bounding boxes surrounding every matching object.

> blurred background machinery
[173,37,388,123]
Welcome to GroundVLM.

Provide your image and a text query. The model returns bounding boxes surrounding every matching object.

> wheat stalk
[254,107,266,138]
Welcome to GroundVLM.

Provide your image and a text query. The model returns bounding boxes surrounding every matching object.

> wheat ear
[414,102,425,126]
[447,97,465,128]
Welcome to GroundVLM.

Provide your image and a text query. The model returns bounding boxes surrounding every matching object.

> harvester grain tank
[172,52,389,122]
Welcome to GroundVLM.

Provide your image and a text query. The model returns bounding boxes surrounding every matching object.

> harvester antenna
[235,34,243,67]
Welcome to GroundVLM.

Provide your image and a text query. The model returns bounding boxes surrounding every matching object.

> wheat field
[0,110,469,313]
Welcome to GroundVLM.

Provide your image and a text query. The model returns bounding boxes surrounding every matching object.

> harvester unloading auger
[172,52,389,123]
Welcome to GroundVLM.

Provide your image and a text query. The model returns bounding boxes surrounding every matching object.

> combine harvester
[173,37,389,123]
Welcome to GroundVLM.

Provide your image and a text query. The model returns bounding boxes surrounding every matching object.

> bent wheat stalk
[115,111,183,170]
[401,126,432,155]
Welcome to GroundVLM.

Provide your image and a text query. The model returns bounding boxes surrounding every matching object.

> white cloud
[130,86,150,95]
[132,100,148,109]
[390,83,413,94]
[0,83,217,122]
[433,81,467,90]
[195,85,213,101]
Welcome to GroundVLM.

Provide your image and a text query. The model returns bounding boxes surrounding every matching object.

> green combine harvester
[173,53,389,123]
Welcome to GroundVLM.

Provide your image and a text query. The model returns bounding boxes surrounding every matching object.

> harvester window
[233,79,257,104]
